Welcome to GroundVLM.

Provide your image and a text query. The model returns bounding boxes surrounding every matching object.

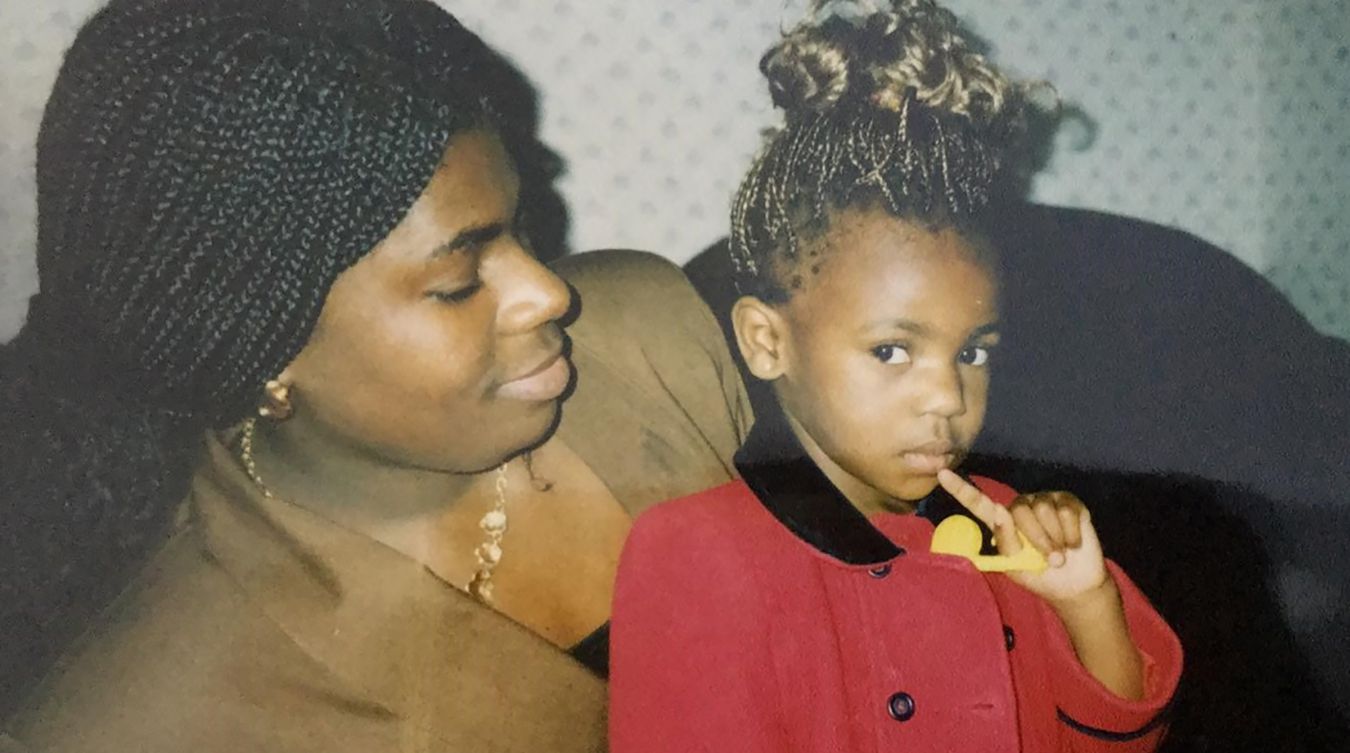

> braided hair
[0,0,505,708]
[730,0,1035,302]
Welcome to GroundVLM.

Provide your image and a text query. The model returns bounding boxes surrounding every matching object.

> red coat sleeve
[609,501,782,753]
[972,476,1183,751]
[1041,561,1183,752]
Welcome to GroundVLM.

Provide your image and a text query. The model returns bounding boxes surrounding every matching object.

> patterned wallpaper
[1,0,1346,340]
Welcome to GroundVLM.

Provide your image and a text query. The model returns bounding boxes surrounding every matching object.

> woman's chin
[505,399,565,457]
[412,401,564,475]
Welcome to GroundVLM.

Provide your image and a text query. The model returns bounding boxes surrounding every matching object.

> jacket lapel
[734,402,993,564]
[190,434,606,750]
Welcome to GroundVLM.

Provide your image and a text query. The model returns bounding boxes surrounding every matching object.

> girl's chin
[872,477,942,510]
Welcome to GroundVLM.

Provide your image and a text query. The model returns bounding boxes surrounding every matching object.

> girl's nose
[916,362,966,418]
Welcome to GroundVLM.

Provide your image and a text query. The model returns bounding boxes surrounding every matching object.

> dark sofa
[684,203,1350,751]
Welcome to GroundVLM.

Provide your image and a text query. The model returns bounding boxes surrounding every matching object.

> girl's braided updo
[730,0,1036,301]
[1,0,503,707]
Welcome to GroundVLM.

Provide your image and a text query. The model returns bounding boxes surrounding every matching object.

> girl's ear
[732,295,789,381]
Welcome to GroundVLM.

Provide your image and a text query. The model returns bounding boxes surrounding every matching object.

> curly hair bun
[762,0,1017,129]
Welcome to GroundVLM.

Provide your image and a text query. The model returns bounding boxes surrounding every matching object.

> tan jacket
[5,251,751,753]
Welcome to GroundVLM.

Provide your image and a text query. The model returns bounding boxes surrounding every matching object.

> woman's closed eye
[872,344,912,365]
[430,280,483,304]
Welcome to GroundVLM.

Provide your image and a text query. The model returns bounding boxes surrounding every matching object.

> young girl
[609,1,1182,750]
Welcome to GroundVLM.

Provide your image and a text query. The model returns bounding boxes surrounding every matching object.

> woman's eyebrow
[431,221,505,258]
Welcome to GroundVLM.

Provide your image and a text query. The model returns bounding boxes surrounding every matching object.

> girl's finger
[1032,498,1067,551]
[1055,500,1083,549]
[1011,503,1061,565]
[936,470,1006,532]
[1077,506,1099,552]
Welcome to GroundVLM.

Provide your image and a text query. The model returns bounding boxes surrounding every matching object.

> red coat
[609,420,1183,753]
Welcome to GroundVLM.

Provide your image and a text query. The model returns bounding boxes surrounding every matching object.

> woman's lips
[498,352,572,401]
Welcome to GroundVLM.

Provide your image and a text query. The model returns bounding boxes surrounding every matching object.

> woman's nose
[495,242,571,333]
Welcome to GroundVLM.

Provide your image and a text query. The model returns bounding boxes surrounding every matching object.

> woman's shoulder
[551,250,714,338]
[551,249,690,297]
[549,250,752,491]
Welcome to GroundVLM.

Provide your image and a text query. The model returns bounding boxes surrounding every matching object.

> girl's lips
[497,354,571,401]
[900,451,956,475]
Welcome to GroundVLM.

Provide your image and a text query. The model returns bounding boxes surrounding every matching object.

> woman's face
[281,129,573,474]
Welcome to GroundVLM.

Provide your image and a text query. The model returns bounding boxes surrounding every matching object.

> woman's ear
[258,367,297,421]
[732,295,789,381]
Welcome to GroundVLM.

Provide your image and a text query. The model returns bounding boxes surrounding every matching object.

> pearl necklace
[238,418,511,604]
[465,465,509,603]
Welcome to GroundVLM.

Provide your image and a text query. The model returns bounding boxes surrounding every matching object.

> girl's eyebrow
[859,318,932,336]
[857,319,1002,337]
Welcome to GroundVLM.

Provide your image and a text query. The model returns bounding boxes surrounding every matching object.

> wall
[1,0,1346,339]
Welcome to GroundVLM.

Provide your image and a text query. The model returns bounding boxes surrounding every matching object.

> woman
[0,0,748,750]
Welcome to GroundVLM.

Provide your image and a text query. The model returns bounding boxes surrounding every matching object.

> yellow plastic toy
[930,515,1048,573]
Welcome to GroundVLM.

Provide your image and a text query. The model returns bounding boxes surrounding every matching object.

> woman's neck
[244,416,491,535]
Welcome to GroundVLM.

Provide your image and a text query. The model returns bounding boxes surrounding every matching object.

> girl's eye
[431,281,482,304]
[960,346,991,366]
[872,344,911,365]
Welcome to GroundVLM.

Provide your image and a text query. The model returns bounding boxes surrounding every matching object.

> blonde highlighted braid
[730,0,1036,300]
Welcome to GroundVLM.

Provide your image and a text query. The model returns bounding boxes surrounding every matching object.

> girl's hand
[936,470,1111,609]
[936,470,1146,700]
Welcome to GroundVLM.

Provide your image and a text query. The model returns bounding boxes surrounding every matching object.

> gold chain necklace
[238,418,510,604]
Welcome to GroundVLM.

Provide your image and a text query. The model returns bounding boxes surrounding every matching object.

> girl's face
[742,207,1000,509]
[279,129,573,473]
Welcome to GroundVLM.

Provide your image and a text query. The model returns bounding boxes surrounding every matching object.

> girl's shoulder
[615,480,791,629]
[629,479,767,543]
[620,479,789,577]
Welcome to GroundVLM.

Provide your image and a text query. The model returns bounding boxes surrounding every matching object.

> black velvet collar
[733,402,984,565]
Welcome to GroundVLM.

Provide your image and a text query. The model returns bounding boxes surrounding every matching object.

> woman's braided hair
[730,0,1034,301]
[0,0,503,708]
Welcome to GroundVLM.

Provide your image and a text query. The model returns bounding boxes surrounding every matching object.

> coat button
[1003,625,1016,651]
[887,692,916,722]
[868,564,892,578]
